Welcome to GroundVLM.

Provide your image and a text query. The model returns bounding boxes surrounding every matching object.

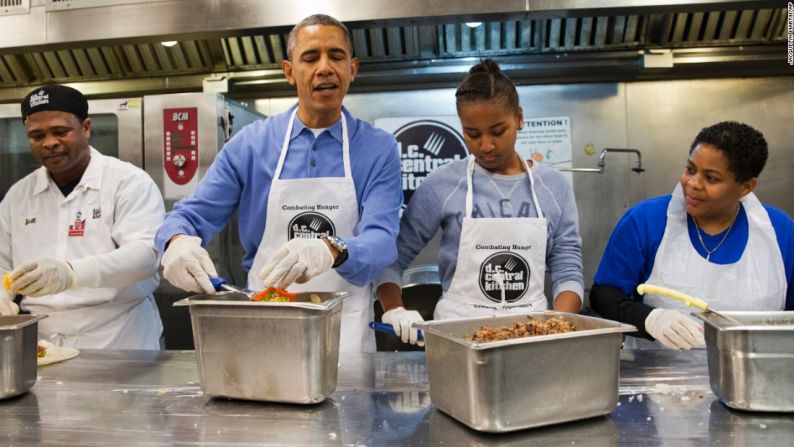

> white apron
[435,155,549,320]
[248,109,374,353]
[34,294,162,349]
[628,184,786,349]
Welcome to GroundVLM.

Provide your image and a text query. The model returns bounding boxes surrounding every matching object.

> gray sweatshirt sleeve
[536,168,585,303]
[374,170,446,289]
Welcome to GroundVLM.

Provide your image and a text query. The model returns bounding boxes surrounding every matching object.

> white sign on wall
[515,116,572,176]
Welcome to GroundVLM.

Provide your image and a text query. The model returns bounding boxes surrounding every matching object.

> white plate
[37,340,79,366]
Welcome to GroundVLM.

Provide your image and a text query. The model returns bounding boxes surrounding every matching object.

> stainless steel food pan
[174,291,347,404]
[415,312,636,433]
[1,315,47,400]
[696,311,794,412]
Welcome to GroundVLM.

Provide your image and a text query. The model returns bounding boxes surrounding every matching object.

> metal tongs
[636,283,742,325]
[208,275,255,300]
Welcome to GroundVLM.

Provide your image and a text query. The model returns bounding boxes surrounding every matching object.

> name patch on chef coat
[479,251,530,303]
[68,211,86,237]
[288,211,335,239]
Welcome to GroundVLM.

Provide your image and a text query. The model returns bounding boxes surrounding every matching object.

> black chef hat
[21,85,89,121]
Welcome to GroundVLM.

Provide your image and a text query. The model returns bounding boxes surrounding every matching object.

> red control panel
[163,107,198,185]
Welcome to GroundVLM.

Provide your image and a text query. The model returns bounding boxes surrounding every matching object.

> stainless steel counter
[1,349,792,446]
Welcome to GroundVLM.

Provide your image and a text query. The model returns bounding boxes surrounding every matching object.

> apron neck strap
[465,154,545,218]
[274,108,351,179]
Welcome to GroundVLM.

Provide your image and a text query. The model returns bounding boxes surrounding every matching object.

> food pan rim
[695,310,794,331]
[173,291,349,310]
[415,311,636,350]
[0,314,47,330]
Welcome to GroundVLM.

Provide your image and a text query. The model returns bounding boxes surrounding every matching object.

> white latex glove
[161,235,217,294]
[258,238,334,289]
[0,289,19,316]
[9,258,77,297]
[645,308,705,350]
[382,307,425,346]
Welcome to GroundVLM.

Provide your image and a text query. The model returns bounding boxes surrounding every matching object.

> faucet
[560,148,644,174]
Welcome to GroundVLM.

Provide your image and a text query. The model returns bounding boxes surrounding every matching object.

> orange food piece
[2,272,11,291]
[37,343,47,358]
[252,287,296,302]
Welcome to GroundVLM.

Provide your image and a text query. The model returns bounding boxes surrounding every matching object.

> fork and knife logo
[423,132,446,156]
[479,251,530,303]
[288,211,336,240]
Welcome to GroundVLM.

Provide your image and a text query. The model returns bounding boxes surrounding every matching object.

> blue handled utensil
[368,321,424,341]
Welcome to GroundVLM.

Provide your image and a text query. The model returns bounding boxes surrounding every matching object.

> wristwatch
[324,235,349,268]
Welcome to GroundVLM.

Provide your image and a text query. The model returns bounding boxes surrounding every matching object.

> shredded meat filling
[465,316,576,343]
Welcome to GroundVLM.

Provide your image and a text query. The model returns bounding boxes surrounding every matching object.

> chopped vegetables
[2,272,11,291]
[37,343,47,358]
[252,287,297,302]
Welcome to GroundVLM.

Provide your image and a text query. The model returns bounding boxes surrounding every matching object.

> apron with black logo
[248,109,374,353]
[435,155,549,320]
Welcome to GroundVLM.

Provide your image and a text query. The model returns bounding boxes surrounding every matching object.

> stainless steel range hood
[0,0,787,101]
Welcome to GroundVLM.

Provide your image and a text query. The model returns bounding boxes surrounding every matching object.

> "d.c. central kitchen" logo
[478,251,530,303]
[394,120,468,205]
[288,212,335,239]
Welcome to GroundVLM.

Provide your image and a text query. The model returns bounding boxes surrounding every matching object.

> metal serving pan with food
[415,312,636,433]
[1,315,47,400]
[695,311,794,412]
[174,291,347,404]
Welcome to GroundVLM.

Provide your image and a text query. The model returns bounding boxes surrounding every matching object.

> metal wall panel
[625,77,794,213]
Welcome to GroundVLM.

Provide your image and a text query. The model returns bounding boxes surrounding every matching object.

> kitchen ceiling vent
[0,0,29,16]
[0,3,788,97]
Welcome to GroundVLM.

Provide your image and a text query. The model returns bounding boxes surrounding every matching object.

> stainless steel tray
[415,312,635,432]
[174,291,347,404]
[696,311,794,412]
[1,314,47,400]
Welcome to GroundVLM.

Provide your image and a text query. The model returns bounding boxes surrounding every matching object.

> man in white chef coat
[0,85,165,349]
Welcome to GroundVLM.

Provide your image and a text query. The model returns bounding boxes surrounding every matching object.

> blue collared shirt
[155,105,402,287]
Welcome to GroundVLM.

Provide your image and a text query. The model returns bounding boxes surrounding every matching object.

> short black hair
[455,58,519,113]
[286,14,354,60]
[690,121,768,183]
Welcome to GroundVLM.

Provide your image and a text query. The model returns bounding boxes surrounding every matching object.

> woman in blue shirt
[591,121,794,349]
